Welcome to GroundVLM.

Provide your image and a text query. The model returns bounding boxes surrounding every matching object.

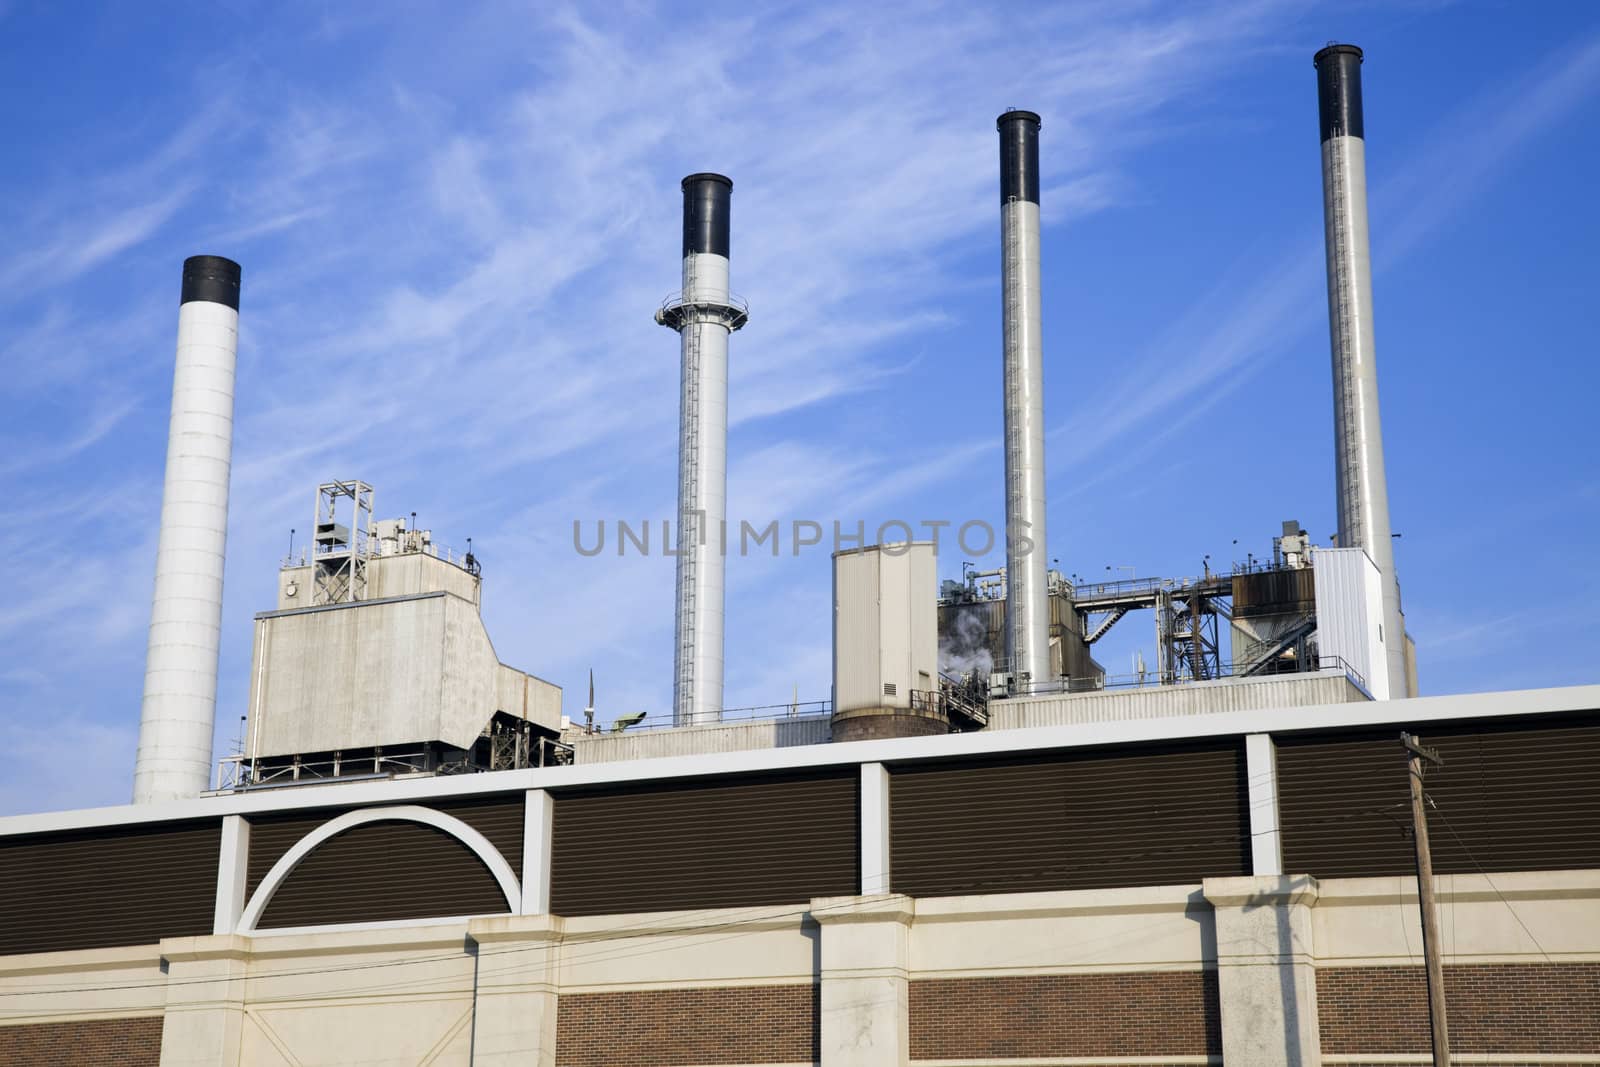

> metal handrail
[1008,655,1367,698]
[595,699,832,733]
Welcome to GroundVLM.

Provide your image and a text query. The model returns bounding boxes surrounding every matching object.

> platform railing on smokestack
[656,173,746,727]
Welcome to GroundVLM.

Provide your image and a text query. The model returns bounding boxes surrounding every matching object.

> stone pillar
[159,935,250,1066]
[212,815,250,934]
[1245,734,1283,876]
[860,764,891,895]
[811,894,914,1067]
[1203,875,1321,1067]
[522,789,554,915]
[467,915,563,1066]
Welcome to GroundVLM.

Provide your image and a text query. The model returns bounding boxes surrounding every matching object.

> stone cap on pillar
[810,894,915,926]
[1203,874,1321,910]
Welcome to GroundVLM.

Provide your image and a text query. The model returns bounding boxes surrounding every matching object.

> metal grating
[1277,712,1600,879]
[0,819,220,956]
[890,740,1250,897]
[551,769,859,916]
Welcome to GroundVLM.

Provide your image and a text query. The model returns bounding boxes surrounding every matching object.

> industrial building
[1,43,1597,1067]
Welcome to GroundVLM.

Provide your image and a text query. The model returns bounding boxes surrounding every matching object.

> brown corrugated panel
[551,768,859,916]
[890,740,1250,897]
[1233,568,1316,617]
[1277,712,1600,879]
[245,792,525,899]
[0,819,219,956]
[256,818,512,929]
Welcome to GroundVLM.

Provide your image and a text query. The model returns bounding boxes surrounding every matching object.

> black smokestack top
[180,254,242,310]
[1314,43,1365,143]
[996,109,1041,205]
[681,173,732,258]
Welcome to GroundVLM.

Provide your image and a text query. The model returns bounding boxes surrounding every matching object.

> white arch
[237,804,521,933]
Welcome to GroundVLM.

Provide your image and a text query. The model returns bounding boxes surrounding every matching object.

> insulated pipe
[656,174,746,726]
[133,255,241,802]
[997,110,1052,691]
[1315,45,1409,697]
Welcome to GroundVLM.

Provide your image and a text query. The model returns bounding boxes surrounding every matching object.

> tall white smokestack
[997,111,1051,691]
[132,255,241,802]
[1314,45,1409,698]
[656,175,746,726]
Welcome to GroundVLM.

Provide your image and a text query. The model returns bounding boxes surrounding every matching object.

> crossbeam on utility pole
[1402,731,1451,1066]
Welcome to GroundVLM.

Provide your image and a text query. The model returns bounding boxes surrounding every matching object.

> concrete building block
[468,915,563,1065]
[157,935,251,1066]
[812,894,914,1067]
[1204,875,1322,1067]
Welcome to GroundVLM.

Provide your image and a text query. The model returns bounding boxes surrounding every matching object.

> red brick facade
[1319,962,1600,1056]
[555,984,818,1066]
[0,1016,162,1065]
[909,970,1222,1060]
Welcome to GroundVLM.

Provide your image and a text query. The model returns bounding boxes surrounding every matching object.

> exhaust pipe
[656,175,747,726]
[997,110,1051,691]
[133,255,241,802]
[1315,44,1409,697]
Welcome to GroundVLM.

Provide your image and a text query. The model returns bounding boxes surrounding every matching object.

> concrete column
[159,935,250,1066]
[860,764,891,895]
[1245,734,1283,877]
[522,789,553,914]
[811,894,914,1067]
[1203,875,1321,1067]
[211,815,251,934]
[467,915,563,1066]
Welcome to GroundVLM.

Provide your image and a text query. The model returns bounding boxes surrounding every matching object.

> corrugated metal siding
[570,716,831,764]
[891,740,1250,897]
[990,672,1366,730]
[551,769,859,916]
[1311,547,1387,699]
[1277,713,1600,878]
[245,792,525,899]
[255,819,512,929]
[1233,568,1316,617]
[0,819,220,956]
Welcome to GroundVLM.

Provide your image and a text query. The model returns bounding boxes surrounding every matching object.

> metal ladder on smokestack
[1327,145,1362,545]
[676,256,702,715]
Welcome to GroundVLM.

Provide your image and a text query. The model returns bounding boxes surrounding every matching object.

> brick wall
[1319,963,1600,1056]
[555,984,818,1066]
[0,1017,162,1065]
[909,971,1222,1060]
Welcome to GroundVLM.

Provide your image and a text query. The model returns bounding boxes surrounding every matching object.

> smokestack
[133,255,242,802]
[996,110,1051,691]
[656,174,747,726]
[1315,44,1409,697]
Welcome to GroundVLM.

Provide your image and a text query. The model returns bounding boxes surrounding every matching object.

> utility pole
[1402,732,1451,1066]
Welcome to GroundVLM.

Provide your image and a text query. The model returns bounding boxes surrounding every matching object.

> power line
[1428,798,1555,965]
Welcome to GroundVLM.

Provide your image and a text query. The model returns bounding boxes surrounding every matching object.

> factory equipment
[238,482,564,786]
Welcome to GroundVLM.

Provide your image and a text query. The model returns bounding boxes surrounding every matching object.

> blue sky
[1,1,1596,816]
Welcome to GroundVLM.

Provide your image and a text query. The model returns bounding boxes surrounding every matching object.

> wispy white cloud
[1049,28,1600,477]
[5,3,1594,811]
